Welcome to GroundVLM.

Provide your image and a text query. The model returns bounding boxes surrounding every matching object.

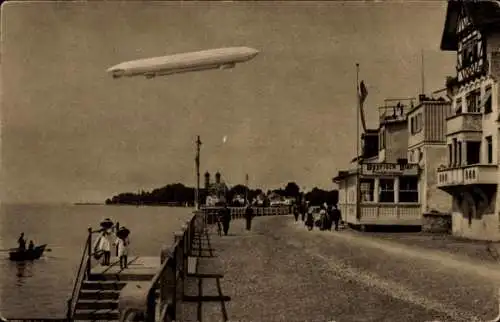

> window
[466,141,481,165]
[379,129,386,150]
[457,141,462,166]
[379,179,394,203]
[466,90,481,113]
[484,86,492,114]
[455,98,463,114]
[360,179,375,202]
[486,136,493,164]
[452,138,458,166]
[448,144,452,166]
[411,113,423,134]
[399,176,419,203]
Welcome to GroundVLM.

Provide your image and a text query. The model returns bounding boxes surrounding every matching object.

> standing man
[244,204,255,231]
[332,204,342,231]
[17,232,27,252]
[221,203,232,236]
[301,202,307,222]
[293,204,299,222]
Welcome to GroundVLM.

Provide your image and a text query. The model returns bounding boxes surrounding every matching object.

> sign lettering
[361,163,418,176]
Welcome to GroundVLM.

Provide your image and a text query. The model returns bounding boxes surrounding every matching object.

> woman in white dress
[94,230,112,266]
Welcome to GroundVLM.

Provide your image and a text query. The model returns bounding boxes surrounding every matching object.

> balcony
[446,113,482,135]
[437,164,498,188]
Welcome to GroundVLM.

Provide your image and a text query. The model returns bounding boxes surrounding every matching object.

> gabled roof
[440,0,500,51]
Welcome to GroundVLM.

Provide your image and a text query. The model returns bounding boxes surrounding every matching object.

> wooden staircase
[72,280,125,321]
[73,267,157,321]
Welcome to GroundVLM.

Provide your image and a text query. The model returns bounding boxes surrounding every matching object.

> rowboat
[9,244,47,261]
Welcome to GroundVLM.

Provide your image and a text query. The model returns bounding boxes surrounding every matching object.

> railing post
[159,245,175,322]
[173,231,185,321]
[66,298,72,321]
[115,221,120,256]
[185,220,192,256]
[86,227,92,277]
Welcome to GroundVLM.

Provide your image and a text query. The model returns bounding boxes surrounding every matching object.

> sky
[1,1,456,204]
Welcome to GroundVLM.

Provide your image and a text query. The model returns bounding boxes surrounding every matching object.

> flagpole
[355,63,361,222]
[356,63,360,164]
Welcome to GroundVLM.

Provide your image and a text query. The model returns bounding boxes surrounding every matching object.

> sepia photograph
[1,0,500,321]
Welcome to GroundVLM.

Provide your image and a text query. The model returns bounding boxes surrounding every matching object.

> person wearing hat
[114,227,130,269]
[94,230,112,266]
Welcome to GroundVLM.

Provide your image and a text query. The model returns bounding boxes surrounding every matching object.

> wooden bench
[183,275,231,303]
[187,256,224,278]
[191,228,218,258]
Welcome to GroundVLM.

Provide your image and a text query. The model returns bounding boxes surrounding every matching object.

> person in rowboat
[28,240,34,251]
[18,233,26,252]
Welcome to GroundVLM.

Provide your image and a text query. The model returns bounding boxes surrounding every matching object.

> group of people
[93,223,130,269]
[17,232,35,252]
[293,203,342,231]
[214,203,256,236]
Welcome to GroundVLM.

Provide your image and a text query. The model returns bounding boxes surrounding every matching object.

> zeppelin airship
[106,47,259,79]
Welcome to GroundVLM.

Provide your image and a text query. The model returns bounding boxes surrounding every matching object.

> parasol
[100,218,114,230]
[116,227,130,239]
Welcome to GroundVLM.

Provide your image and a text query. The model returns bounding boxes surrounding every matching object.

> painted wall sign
[361,163,419,176]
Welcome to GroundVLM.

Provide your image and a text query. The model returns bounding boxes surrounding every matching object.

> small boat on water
[9,244,47,261]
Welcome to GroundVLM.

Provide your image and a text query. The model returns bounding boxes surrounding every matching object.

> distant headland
[105,180,338,207]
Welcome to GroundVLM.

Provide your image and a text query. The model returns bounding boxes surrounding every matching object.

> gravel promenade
[201,215,500,322]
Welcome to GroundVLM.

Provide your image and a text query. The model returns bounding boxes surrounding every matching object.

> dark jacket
[332,208,341,221]
[244,207,254,219]
[221,207,232,223]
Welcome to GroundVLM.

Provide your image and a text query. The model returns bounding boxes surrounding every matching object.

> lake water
[0,203,194,318]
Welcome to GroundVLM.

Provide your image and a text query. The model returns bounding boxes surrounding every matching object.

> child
[114,236,129,269]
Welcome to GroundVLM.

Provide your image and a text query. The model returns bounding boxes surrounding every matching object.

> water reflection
[13,261,33,286]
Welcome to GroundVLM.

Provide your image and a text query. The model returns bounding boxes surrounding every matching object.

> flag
[358,80,368,105]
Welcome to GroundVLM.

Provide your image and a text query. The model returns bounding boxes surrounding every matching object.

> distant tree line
[105,181,338,207]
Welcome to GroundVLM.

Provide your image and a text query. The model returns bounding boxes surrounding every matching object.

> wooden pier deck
[90,256,161,280]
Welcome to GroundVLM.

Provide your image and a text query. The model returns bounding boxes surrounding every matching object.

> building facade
[407,96,453,215]
[204,171,228,205]
[334,100,422,229]
[436,0,500,240]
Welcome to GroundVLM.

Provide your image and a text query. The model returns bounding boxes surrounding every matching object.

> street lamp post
[195,136,202,209]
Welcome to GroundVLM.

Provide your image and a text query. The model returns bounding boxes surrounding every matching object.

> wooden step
[75,299,119,310]
[81,280,126,290]
[79,289,120,300]
[73,309,119,320]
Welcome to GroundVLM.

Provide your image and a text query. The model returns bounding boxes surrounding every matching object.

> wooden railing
[66,223,120,321]
[119,211,202,322]
[202,206,290,223]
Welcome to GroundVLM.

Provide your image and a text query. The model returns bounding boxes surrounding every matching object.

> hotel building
[436,0,500,240]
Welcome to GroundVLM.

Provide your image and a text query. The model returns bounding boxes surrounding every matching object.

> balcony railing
[437,164,498,187]
[379,104,411,124]
[446,112,482,135]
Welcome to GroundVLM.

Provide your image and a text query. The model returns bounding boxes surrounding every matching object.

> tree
[284,182,300,198]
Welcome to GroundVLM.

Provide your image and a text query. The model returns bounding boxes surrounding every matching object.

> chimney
[215,172,221,184]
